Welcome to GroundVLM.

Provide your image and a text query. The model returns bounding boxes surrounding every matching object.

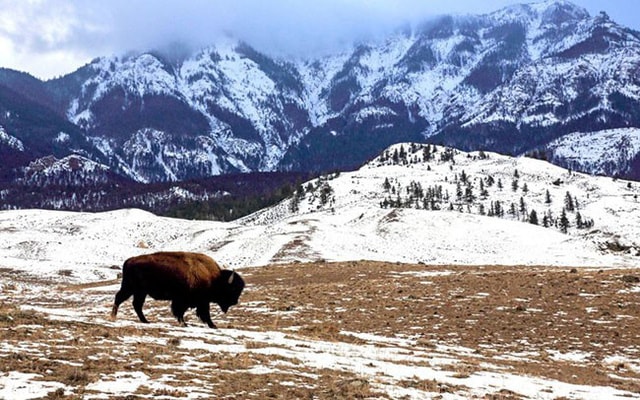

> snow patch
[0,126,24,151]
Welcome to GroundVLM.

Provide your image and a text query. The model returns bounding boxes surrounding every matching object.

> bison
[110,251,245,328]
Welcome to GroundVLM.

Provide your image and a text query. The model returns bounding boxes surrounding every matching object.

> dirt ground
[1,261,639,399]
[239,262,640,394]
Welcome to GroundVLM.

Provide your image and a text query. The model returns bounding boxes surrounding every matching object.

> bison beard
[110,251,245,328]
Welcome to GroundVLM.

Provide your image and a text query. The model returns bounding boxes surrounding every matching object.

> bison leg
[171,300,189,327]
[132,292,149,323]
[111,287,133,319]
[196,303,217,329]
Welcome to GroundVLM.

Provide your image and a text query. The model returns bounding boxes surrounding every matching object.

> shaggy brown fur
[111,251,245,328]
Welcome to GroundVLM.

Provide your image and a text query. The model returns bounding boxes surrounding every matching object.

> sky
[0,0,637,80]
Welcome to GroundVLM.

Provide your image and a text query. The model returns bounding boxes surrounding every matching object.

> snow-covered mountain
[2,0,640,184]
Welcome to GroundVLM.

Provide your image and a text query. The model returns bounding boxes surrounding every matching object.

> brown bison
[110,251,245,328]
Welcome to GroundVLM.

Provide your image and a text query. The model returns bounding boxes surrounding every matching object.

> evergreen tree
[423,145,432,162]
[319,183,333,206]
[464,186,475,203]
[289,185,305,213]
[545,189,552,204]
[559,208,570,233]
[509,202,517,217]
[289,195,300,213]
[456,182,463,201]
[519,197,527,216]
[486,175,495,187]
[381,150,390,162]
[529,210,538,225]
[494,200,503,217]
[479,179,488,199]
[398,145,407,162]
[460,170,468,184]
[575,211,583,229]
[564,191,575,212]
[383,177,391,192]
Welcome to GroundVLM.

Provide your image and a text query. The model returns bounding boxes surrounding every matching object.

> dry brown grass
[235,262,640,393]
[398,377,460,393]
[1,261,639,398]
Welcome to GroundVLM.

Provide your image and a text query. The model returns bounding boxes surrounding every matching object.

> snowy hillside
[547,128,640,178]
[246,143,640,265]
[1,144,638,285]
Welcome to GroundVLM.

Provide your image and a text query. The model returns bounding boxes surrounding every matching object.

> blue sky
[0,0,637,80]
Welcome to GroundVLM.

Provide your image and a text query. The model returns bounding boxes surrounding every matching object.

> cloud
[0,0,111,78]
[1,0,458,60]
[90,0,442,57]
[1,0,627,79]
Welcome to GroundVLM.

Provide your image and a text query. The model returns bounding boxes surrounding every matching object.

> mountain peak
[490,0,590,25]
[529,0,588,14]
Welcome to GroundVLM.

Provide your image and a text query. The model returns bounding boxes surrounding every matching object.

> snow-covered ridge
[0,126,24,151]
[84,55,180,103]
[2,144,638,285]
[548,128,640,177]
[249,143,640,255]
[24,154,110,176]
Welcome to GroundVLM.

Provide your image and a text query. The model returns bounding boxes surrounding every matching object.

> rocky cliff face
[2,0,640,184]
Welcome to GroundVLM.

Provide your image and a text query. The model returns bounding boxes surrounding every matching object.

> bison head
[215,270,245,313]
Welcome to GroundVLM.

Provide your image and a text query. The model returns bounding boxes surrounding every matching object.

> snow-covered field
[1,144,639,398]
[2,144,640,282]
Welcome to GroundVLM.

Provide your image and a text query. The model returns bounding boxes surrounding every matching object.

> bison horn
[228,271,235,284]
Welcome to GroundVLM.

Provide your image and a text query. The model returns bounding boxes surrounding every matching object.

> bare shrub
[64,369,90,386]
